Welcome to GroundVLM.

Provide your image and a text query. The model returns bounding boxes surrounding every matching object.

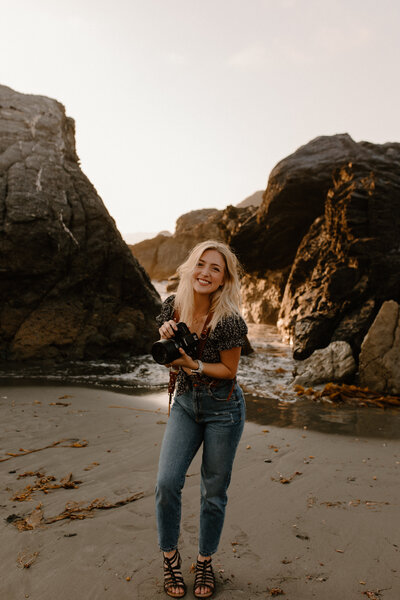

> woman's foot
[193,555,215,599]
[163,549,187,598]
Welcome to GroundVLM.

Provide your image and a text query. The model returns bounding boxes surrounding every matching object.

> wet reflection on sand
[245,393,400,439]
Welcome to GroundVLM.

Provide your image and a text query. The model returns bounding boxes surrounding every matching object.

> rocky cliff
[0,84,160,362]
[229,134,400,360]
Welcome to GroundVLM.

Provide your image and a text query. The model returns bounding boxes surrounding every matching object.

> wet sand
[1,385,399,599]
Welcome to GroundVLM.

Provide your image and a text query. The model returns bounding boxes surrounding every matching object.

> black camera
[151,322,199,365]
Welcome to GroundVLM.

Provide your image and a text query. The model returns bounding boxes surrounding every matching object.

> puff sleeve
[155,295,175,327]
[209,314,248,352]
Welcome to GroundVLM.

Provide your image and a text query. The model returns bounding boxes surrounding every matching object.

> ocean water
[1,283,399,438]
[1,320,399,438]
[0,323,295,400]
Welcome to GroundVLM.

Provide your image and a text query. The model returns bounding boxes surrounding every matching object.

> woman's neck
[193,292,211,317]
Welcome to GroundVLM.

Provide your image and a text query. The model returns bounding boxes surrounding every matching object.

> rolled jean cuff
[199,547,217,557]
[160,545,178,553]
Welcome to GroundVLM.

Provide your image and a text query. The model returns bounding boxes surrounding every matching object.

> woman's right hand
[159,320,178,340]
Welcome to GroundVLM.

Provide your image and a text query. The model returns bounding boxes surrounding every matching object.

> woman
[155,240,248,599]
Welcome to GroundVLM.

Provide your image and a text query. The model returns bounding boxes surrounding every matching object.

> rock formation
[358,300,400,395]
[129,209,222,280]
[229,134,400,360]
[293,341,356,387]
[0,84,160,362]
[130,205,255,281]
[276,150,400,358]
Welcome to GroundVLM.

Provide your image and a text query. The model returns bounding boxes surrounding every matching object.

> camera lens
[151,339,180,364]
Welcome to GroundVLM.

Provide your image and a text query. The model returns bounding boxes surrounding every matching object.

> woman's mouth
[197,278,211,286]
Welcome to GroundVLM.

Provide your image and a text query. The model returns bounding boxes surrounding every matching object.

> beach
[1,384,399,600]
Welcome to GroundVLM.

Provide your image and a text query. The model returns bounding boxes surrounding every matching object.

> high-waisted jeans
[155,379,245,557]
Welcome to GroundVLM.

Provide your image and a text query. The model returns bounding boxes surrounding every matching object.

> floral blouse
[156,295,248,395]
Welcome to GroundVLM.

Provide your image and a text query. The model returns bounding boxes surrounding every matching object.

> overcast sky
[1,0,399,238]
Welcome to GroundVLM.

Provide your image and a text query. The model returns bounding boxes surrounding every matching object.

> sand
[1,384,399,600]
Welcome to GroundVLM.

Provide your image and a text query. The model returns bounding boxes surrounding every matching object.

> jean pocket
[208,379,235,402]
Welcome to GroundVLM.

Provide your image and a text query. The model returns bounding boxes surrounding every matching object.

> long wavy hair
[174,240,243,330]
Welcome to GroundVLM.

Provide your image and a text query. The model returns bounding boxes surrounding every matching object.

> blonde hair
[174,240,243,330]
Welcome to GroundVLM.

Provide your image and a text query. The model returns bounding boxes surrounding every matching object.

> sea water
[1,283,399,438]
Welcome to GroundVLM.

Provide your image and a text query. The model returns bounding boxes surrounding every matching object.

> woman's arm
[169,346,241,379]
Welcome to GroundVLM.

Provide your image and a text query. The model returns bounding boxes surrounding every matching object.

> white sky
[1,0,399,237]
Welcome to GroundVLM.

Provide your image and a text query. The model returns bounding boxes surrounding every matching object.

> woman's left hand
[166,348,198,374]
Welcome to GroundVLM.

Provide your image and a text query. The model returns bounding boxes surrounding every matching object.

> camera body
[151,322,199,365]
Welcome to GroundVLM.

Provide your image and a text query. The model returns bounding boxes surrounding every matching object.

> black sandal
[193,557,215,599]
[163,549,187,598]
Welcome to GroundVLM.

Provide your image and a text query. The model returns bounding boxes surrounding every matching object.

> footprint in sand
[229,526,261,561]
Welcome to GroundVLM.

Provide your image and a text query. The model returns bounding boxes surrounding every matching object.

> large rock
[229,135,400,357]
[359,300,400,394]
[276,143,400,358]
[293,341,356,387]
[0,84,160,362]
[231,135,366,273]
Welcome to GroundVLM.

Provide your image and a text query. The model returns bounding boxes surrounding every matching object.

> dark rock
[0,84,160,362]
[277,147,400,358]
[228,135,375,322]
[231,135,365,272]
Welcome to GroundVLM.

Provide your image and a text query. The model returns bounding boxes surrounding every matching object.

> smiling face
[192,249,226,296]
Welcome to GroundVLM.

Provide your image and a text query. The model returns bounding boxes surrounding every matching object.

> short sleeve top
[156,295,248,395]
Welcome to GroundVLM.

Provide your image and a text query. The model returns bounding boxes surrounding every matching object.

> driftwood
[12,492,145,531]
[12,472,81,502]
[295,383,400,408]
[17,550,39,569]
[0,439,88,463]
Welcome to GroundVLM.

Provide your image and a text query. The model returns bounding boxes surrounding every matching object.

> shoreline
[1,384,399,599]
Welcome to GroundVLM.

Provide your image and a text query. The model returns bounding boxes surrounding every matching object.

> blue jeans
[155,379,245,557]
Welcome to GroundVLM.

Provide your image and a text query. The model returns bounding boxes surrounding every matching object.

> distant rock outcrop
[236,190,263,208]
[130,205,255,281]
[129,209,222,280]
[0,84,160,362]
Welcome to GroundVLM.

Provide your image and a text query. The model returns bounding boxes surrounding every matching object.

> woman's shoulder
[210,312,248,349]
[215,312,247,329]
[156,295,176,325]
[163,294,176,307]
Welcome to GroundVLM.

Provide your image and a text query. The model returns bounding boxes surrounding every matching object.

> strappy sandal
[193,557,215,599]
[163,549,187,598]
